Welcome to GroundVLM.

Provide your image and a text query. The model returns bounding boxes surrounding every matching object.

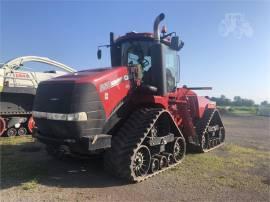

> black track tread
[104,107,186,182]
[196,109,225,153]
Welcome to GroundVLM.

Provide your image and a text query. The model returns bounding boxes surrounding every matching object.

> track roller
[154,155,168,169]
[18,127,27,136]
[150,158,159,173]
[6,128,17,137]
[163,152,174,165]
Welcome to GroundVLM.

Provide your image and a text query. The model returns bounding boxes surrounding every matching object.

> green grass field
[218,106,258,115]
[169,144,270,192]
[0,136,47,189]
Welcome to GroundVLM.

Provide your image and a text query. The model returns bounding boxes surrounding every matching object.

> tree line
[210,95,269,107]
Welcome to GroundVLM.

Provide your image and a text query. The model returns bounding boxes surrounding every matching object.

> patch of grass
[21,179,38,190]
[0,136,48,181]
[223,143,270,159]
[228,157,254,168]
[170,144,270,192]
[0,136,34,145]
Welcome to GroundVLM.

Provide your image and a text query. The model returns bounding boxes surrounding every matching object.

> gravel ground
[1,114,270,202]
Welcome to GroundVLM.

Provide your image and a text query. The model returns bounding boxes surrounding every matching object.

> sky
[1,0,270,104]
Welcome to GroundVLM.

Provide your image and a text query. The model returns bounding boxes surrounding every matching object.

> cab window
[164,47,178,92]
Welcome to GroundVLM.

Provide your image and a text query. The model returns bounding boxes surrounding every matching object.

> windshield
[120,40,179,92]
[121,41,154,72]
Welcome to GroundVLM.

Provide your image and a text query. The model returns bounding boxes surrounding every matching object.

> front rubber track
[104,108,186,182]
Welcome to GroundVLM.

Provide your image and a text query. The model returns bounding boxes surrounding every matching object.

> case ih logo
[15,73,30,78]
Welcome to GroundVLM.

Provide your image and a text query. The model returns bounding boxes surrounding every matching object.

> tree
[211,95,232,106]
[211,95,255,106]
[233,96,242,106]
[261,100,269,106]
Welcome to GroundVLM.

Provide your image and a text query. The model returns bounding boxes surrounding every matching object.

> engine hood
[37,66,131,118]
[44,66,127,85]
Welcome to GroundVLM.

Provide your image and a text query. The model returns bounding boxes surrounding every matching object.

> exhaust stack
[153,13,165,41]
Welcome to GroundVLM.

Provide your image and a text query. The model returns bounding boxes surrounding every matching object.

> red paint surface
[49,65,215,140]
[28,116,35,133]
[50,66,130,118]
[0,117,6,136]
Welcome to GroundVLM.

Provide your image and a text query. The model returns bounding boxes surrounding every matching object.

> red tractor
[33,13,225,182]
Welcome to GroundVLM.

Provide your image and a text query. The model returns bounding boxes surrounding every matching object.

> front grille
[34,82,75,113]
[34,81,106,139]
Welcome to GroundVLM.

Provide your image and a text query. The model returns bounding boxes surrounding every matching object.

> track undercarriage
[196,109,225,152]
[104,108,186,182]
[0,114,34,137]
[42,107,225,182]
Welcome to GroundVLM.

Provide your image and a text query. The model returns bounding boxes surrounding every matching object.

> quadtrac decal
[99,75,129,92]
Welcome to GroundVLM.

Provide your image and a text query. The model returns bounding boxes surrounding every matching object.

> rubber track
[197,109,225,153]
[104,108,186,182]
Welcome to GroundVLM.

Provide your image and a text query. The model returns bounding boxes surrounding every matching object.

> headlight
[33,111,87,121]
[67,112,88,121]
[33,111,47,118]
[47,113,67,121]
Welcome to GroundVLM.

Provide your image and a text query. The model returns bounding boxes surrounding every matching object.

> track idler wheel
[131,145,151,177]
[18,127,27,136]
[6,128,17,137]
[171,137,185,162]
[150,158,159,173]
[0,117,6,136]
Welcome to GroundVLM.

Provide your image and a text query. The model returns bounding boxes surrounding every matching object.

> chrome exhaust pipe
[153,13,165,41]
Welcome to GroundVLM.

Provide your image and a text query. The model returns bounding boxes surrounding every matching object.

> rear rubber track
[196,108,225,153]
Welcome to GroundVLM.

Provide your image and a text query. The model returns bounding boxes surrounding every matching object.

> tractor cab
[99,13,184,96]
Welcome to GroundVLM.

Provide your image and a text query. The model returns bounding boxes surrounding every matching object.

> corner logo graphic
[219,13,254,39]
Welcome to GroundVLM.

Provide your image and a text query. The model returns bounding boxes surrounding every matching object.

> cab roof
[115,32,171,46]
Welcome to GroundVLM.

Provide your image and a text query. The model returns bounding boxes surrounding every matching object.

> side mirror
[170,36,184,51]
[97,49,102,60]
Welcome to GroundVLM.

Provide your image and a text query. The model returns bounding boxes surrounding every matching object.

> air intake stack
[153,13,165,42]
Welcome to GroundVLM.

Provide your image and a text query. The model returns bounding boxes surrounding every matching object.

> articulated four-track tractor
[33,13,225,182]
